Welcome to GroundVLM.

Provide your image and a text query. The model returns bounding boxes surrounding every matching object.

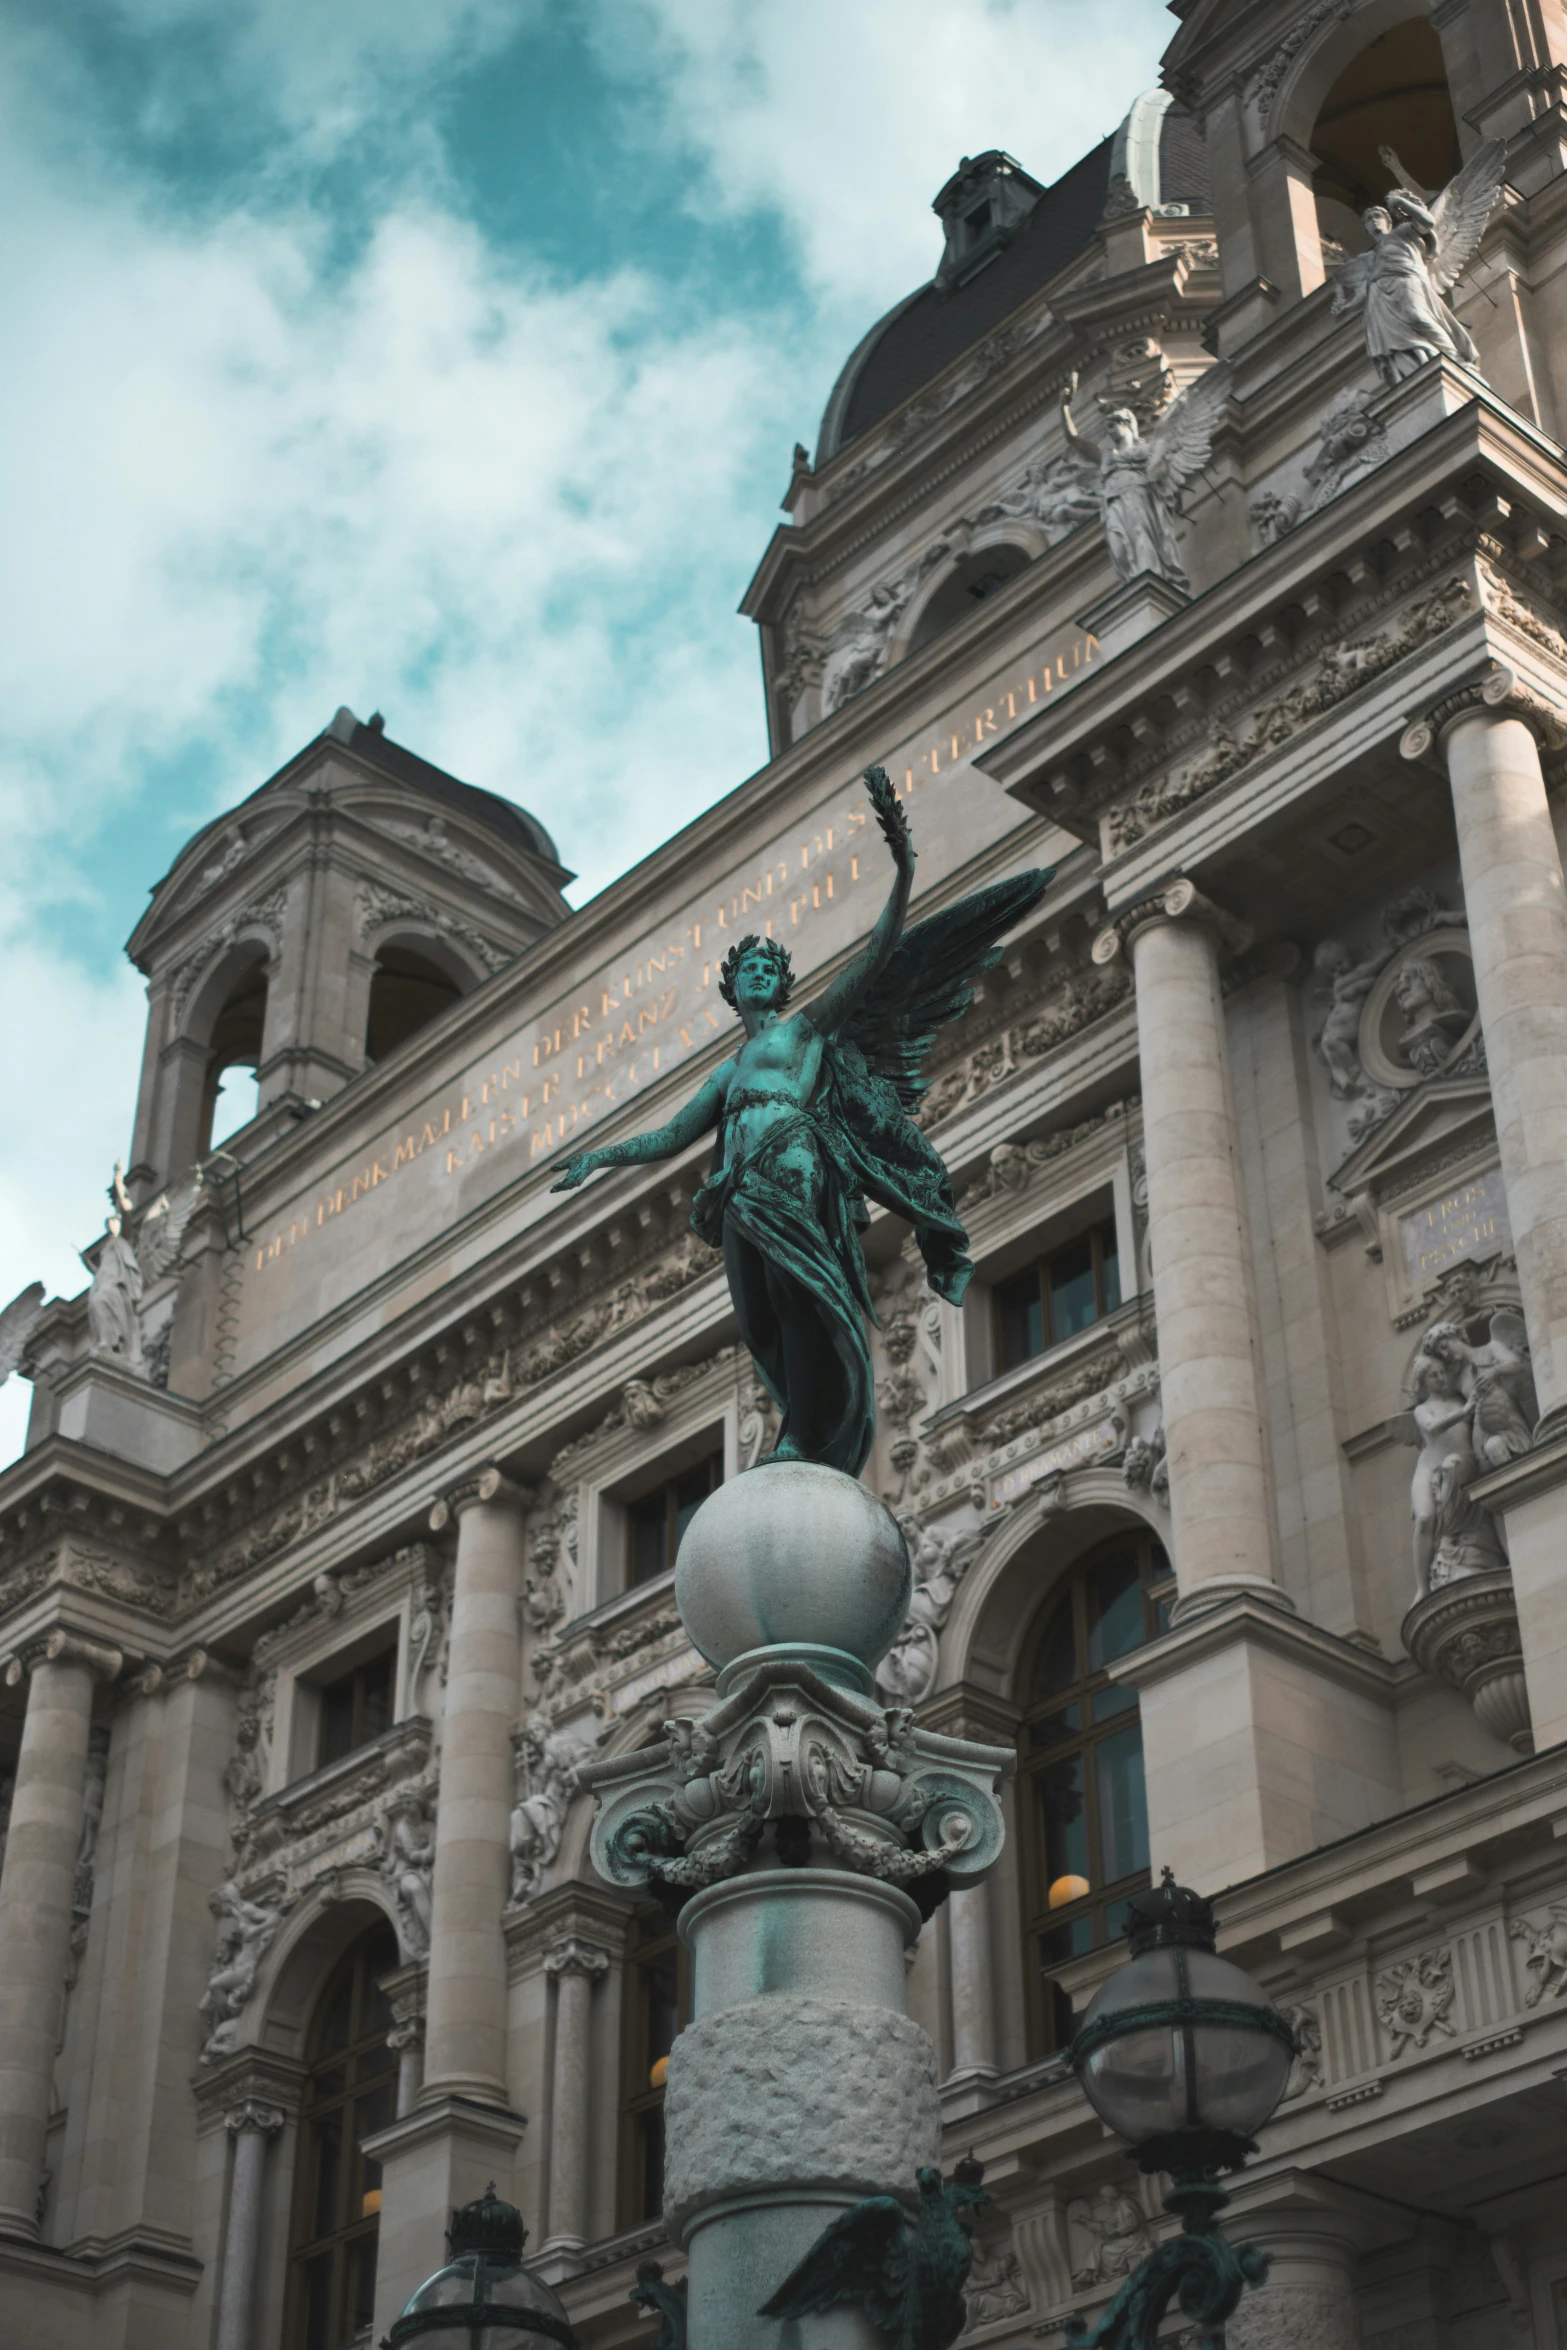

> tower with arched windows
[10,4,1567,2346]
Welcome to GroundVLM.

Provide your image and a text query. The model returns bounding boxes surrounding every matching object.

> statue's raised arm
[807,767,916,1037]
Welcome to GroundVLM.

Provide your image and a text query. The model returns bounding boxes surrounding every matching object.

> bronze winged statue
[551,767,1055,1475]
[757,2160,992,2350]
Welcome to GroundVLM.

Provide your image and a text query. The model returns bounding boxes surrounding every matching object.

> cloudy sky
[0,0,1172,1457]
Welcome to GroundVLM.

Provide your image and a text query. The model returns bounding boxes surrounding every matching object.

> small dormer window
[932,150,1044,289]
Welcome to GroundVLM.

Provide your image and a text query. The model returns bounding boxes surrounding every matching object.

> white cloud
[596,0,1174,310]
[0,0,1176,1466]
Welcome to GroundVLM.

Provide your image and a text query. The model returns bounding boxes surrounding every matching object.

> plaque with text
[1401,1167,1510,1288]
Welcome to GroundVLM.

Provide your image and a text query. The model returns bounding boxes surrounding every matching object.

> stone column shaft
[1443,708,1567,1427]
[947,1884,997,2078]
[215,2104,283,2350]
[0,1633,120,2234]
[421,1473,527,2106]
[1124,901,1279,1598]
[543,1940,608,2248]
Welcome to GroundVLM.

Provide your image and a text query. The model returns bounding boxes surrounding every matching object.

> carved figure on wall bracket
[552,768,1054,1477]
[1061,364,1230,590]
[1330,141,1507,386]
[1394,1309,1533,1599]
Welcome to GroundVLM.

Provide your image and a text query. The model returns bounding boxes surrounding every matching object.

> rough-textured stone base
[663,1994,939,2236]
[1228,2283,1362,2350]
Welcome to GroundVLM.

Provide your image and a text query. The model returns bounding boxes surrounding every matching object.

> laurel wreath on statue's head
[718,933,797,1011]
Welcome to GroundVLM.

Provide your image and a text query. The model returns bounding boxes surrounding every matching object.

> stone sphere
[675,1463,912,1674]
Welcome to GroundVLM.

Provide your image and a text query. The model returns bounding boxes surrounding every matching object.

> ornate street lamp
[1065,1869,1294,2349]
[381,2185,578,2349]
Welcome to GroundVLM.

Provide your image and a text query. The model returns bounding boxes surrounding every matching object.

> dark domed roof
[327,713,565,869]
[818,100,1209,463]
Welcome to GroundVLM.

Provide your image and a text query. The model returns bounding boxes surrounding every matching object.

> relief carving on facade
[181,1230,719,1603]
[508,1714,603,1905]
[376,1787,436,1957]
[1376,1948,1457,2058]
[376,812,530,907]
[1104,576,1472,851]
[1066,2179,1154,2288]
[1279,2001,1325,2101]
[1244,0,1358,125]
[1509,1901,1567,2005]
[874,1520,985,1705]
[165,884,289,1025]
[917,968,1133,1134]
[960,2230,1031,2329]
[1253,393,1390,544]
[355,879,511,975]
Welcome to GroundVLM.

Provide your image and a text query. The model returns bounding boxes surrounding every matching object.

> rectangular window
[995,1220,1121,1373]
[628,1449,723,1586]
[620,1909,690,2225]
[318,1647,395,1769]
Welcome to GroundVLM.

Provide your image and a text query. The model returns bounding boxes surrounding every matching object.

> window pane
[673,1457,717,1551]
[638,2107,666,2223]
[319,1677,356,1767]
[311,2110,344,2240]
[1091,1681,1138,1725]
[1027,1702,1080,1750]
[1048,1234,1097,1338]
[1040,1914,1093,2051]
[997,1271,1045,1370]
[1086,1551,1145,1671]
[360,1652,393,1744]
[1030,1597,1078,1700]
[1038,1754,1089,1885]
[630,1497,668,1585]
[302,2251,336,2350]
[348,2232,379,2334]
[1101,1225,1122,1311]
[642,1954,680,2069]
[1096,1723,1150,1885]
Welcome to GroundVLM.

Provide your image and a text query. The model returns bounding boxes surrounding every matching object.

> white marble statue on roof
[1330,140,1507,386]
[1060,363,1231,589]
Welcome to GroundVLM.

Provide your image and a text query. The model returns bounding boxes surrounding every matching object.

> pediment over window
[1328,1075,1495,1203]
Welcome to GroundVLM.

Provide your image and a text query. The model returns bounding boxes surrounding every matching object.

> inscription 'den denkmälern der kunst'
[249,626,1098,1274]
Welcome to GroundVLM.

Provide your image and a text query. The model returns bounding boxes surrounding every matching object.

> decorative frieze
[1104,575,1472,850]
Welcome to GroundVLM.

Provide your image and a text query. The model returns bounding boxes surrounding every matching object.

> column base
[362,2094,527,2347]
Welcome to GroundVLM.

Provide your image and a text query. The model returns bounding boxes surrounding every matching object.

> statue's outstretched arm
[1062,370,1103,462]
[808,767,916,1037]
[549,1069,731,1192]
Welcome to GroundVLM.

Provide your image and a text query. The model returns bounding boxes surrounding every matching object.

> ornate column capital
[1092,876,1253,964]
[1401,662,1567,763]
[429,1464,533,1532]
[3,1628,124,1687]
[223,2100,286,2139]
[543,1935,612,1982]
[132,1647,238,1697]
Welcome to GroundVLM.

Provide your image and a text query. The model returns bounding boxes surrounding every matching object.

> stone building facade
[6,3,1567,2346]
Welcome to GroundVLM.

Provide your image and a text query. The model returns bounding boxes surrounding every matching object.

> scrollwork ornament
[1065,2229,1269,2350]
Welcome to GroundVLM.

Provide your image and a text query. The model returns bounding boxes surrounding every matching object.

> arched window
[906,545,1031,657]
[618,1904,689,2226]
[1019,1529,1173,2057]
[365,946,466,1064]
[200,955,268,1153]
[286,1922,399,2350]
[1310,19,1460,257]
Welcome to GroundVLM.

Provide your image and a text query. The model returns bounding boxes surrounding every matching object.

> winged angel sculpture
[1061,364,1232,590]
[553,769,1054,1475]
[1330,140,1507,387]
